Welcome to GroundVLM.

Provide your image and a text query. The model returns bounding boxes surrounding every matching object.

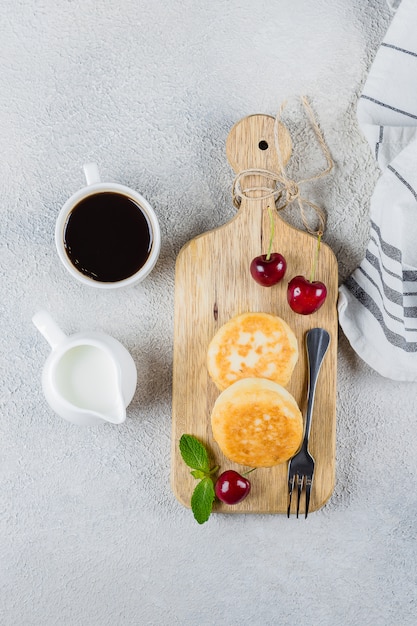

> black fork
[287,328,330,518]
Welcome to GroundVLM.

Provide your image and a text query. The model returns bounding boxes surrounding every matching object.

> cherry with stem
[214,468,256,505]
[250,206,287,287]
[287,232,327,315]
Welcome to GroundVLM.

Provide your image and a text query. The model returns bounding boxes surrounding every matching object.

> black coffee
[63,192,152,282]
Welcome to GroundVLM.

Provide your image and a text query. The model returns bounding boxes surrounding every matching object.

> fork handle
[303,328,330,443]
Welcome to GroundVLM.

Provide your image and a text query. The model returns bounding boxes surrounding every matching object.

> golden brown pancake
[207,312,298,390]
[211,377,303,467]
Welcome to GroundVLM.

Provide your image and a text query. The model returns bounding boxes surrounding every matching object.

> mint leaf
[191,478,215,524]
[190,470,207,480]
[179,434,210,473]
[179,434,219,524]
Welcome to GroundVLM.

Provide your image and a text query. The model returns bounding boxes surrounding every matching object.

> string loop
[232,96,333,236]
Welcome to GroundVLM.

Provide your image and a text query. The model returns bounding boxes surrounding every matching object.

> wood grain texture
[171,114,338,515]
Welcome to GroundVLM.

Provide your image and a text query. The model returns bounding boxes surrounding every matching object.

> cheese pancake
[211,378,303,467]
[207,312,298,390]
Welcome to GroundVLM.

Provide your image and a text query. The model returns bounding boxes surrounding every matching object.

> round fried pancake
[207,312,298,390]
[211,378,303,467]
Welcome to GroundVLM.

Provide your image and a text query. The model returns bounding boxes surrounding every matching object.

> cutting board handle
[226,114,292,204]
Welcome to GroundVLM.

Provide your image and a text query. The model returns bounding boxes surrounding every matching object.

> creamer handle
[32,310,67,349]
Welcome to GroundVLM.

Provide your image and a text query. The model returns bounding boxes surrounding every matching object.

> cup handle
[32,310,67,349]
[83,162,101,186]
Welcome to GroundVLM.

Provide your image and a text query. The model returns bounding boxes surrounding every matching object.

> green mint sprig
[179,434,219,524]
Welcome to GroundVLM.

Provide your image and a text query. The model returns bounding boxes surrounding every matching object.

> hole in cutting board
[258,140,268,150]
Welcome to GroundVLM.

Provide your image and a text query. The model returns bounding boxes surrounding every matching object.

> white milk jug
[33,310,137,426]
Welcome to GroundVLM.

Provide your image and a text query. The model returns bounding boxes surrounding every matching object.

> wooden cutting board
[171,114,338,515]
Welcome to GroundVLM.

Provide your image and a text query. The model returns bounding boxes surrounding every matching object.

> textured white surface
[1,1,416,624]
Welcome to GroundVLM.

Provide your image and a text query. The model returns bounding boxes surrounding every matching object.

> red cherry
[215,470,251,505]
[287,275,327,315]
[250,206,287,287]
[250,252,287,286]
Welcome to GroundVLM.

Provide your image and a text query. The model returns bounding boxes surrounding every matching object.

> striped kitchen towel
[338,0,417,381]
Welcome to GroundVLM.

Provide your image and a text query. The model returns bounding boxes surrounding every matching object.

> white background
[1,1,416,624]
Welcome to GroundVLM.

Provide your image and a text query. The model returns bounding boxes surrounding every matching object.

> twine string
[232,96,334,236]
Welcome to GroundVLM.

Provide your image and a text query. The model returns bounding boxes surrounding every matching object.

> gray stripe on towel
[387,165,417,201]
[369,222,417,281]
[360,94,417,120]
[370,221,402,262]
[381,42,417,58]
[375,125,384,161]
[364,250,417,316]
[345,276,417,352]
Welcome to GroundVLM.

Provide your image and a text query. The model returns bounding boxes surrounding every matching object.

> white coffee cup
[55,163,161,289]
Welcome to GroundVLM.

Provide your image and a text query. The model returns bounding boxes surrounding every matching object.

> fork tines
[287,472,313,519]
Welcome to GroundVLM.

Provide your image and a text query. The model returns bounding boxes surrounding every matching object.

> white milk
[54,345,119,414]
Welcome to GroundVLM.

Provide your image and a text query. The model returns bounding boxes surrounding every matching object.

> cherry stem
[266,206,275,262]
[309,231,322,283]
[243,468,257,476]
